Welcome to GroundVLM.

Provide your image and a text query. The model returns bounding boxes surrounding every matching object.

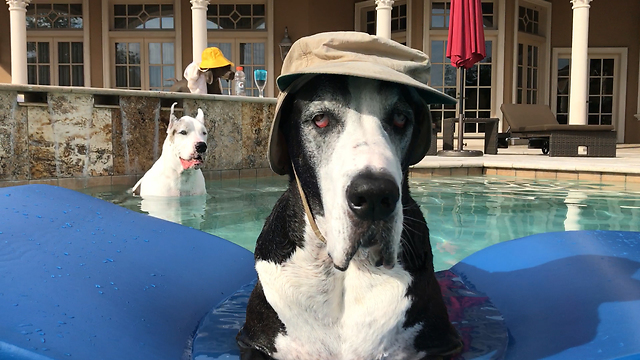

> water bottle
[234,66,246,96]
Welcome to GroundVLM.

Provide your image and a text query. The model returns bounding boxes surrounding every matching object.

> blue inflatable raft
[1,185,639,360]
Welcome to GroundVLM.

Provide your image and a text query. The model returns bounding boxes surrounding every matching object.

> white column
[568,0,592,125]
[190,0,209,64]
[7,0,31,84]
[375,0,393,39]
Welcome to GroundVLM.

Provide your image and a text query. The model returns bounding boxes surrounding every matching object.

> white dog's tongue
[180,158,201,170]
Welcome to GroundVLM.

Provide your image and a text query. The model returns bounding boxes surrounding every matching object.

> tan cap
[269,31,456,175]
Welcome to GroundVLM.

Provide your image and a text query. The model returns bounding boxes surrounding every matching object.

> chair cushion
[511,124,615,132]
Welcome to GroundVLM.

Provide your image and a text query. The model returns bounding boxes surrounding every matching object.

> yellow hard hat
[200,47,233,69]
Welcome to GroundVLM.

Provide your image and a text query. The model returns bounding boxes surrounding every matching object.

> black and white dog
[237,75,462,360]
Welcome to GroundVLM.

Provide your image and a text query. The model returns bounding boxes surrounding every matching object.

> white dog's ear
[195,108,205,125]
[168,102,179,134]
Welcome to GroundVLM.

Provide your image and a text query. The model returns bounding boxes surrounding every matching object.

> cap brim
[276,61,457,106]
[200,59,233,69]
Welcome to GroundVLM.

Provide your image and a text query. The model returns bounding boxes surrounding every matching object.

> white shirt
[183,61,207,94]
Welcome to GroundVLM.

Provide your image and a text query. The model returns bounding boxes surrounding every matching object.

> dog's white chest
[256,247,423,360]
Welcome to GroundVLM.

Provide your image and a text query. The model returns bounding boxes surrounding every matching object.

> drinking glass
[254,70,267,98]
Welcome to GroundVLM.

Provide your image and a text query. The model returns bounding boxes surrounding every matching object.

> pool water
[84,176,640,271]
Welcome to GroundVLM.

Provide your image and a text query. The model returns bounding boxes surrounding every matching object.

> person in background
[183,47,235,95]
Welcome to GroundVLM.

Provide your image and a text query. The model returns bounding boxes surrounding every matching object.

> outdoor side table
[442,117,499,155]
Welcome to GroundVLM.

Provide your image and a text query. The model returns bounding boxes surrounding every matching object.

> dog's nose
[195,142,207,153]
[346,171,399,221]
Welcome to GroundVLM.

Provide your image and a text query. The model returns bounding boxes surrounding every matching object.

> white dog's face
[166,107,208,171]
[283,75,425,271]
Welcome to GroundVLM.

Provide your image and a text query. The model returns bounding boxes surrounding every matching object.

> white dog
[132,103,208,197]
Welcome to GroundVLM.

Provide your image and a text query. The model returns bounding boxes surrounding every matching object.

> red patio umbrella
[446,0,486,69]
[439,0,486,156]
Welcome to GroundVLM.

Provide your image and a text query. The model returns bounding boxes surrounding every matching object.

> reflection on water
[140,195,207,229]
[87,177,288,251]
[84,176,640,271]
[416,177,640,269]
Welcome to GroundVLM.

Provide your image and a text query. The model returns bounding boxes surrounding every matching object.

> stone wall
[0,84,277,189]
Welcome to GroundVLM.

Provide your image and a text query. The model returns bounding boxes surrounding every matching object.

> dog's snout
[346,172,399,221]
[195,142,207,153]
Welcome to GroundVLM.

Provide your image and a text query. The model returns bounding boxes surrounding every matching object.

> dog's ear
[195,108,205,125]
[168,102,179,134]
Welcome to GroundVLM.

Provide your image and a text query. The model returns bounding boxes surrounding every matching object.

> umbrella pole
[457,67,465,151]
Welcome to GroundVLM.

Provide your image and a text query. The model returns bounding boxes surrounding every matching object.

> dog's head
[277,74,431,270]
[210,64,236,81]
[166,102,208,171]
[268,32,456,271]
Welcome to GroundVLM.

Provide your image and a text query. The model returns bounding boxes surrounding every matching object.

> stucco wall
[88,0,104,88]
[272,0,358,85]
[0,6,11,84]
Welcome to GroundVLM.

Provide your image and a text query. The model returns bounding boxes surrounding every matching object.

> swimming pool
[85,176,640,271]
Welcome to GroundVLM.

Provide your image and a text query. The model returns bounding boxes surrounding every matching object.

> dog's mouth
[329,170,399,271]
[332,218,397,271]
[180,154,204,170]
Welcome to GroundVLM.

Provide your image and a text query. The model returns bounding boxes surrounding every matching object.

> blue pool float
[1,184,640,360]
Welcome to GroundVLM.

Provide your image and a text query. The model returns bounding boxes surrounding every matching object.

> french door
[112,38,176,91]
[516,38,543,104]
[27,37,85,86]
[429,38,495,134]
[553,50,625,130]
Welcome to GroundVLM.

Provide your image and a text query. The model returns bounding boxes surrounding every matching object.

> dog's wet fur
[131,104,207,197]
[237,75,462,360]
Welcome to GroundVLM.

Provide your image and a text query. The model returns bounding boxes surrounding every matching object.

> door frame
[422,0,506,124]
[551,47,628,143]
[512,0,552,106]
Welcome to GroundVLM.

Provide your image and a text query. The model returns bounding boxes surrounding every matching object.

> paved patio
[412,142,640,186]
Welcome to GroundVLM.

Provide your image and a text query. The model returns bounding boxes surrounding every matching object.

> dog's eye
[392,113,407,129]
[202,131,207,135]
[313,114,330,128]
[179,130,187,135]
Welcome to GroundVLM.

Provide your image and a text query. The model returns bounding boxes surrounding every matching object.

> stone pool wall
[0,84,278,189]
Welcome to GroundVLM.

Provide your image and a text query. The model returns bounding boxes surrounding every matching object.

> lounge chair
[500,104,617,157]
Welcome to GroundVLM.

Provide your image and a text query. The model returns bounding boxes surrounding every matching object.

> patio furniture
[442,117,499,155]
[426,122,438,155]
[500,104,617,157]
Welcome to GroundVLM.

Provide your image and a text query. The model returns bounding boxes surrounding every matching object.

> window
[113,4,174,30]
[26,3,83,29]
[207,3,265,30]
[518,5,539,35]
[429,39,493,133]
[109,1,177,91]
[551,47,628,142]
[27,41,51,85]
[517,43,539,104]
[207,39,265,97]
[113,40,176,91]
[355,0,409,45]
[515,2,548,105]
[431,0,495,29]
[428,39,457,132]
[555,56,616,126]
[208,1,269,96]
[114,42,141,89]
[26,2,85,86]
[427,0,497,134]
